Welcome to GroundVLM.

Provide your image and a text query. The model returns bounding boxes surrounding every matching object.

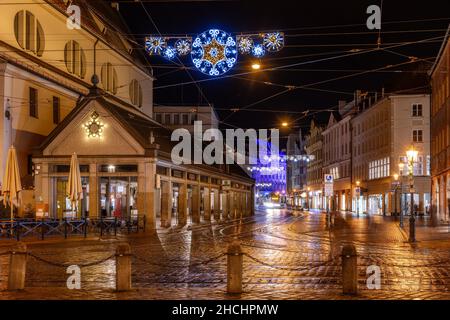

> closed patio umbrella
[67,153,83,219]
[2,146,22,234]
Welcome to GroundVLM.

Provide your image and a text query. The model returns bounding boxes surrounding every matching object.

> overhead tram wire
[153,34,446,90]
[138,0,212,107]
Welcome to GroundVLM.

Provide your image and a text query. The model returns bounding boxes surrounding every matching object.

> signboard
[324,174,334,197]
[355,186,361,197]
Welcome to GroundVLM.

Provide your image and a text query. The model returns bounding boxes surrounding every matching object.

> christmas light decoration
[84,111,104,138]
[252,44,265,58]
[163,46,177,60]
[191,29,237,76]
[175,38,192,56]
[263,32,284,52]
[237,36,253,54]
[145,36,166,55]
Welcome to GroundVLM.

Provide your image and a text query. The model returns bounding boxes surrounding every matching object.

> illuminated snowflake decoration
[175,39,191,56]
[263,32,285,52]
[237,36,253,54]
[252,44,266,58]
[84,111,104,138]
[145,36,166,55]
[191,29,237,76]
[163,46,177,60]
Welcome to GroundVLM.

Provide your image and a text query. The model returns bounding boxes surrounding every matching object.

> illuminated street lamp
[251,62,261,70]
[281,121,289,128]
[406,146,418,242]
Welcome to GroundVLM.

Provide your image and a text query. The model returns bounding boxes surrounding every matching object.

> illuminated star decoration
[237,36,254,54]
[84,111,104,138]
[252,44,266,58]
[145,36,166,55]
[175,38,192,56]
[263,32,285,52]
[191,29,237,76]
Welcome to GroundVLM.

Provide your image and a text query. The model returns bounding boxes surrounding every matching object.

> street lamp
[306,187,310,210]
[393,173,399,217]
[406,146,418,242]
[356,180,360,217]
[251,62,261,70]
[398,162,405,227]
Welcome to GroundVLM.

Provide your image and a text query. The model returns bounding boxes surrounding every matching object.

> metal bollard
[115,243,132,291]
[227,241,243,294]
[8,242,27,291]
[341,244,358,295]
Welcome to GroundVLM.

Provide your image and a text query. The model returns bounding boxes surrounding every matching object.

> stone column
[229,192,235,219]
[191,185,201,223]
[222,191,229,220]
[203,187,211,222]
[178,183,188,226]
[144,160,156,229]
[88,163,98,218]
[160,180,172,228]
[213,189,220,220]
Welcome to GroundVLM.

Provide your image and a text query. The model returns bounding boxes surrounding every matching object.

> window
[129,79,143,107]
[191,113,197,124]
[64,40,86,78]
[369,157,390,180]
[413,129,423,142]
[155,113,162,123]
[29,87,38,118]
[173,114,180,125]
[52,96,60,124]
[412,103,423,117]
[164,114,171,124]
[182,113,189,125]
[14,10,45,56]
[101,63,118,94]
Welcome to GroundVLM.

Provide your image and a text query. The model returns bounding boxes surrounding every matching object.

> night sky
[114,0,450,136]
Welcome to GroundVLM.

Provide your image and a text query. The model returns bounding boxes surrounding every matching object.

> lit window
[14,10,45,56]
[101,63,118,94]
[129,79,143,107]
[64,40,86,78]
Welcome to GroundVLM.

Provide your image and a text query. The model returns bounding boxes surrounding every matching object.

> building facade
[153,104,219,132]
[430,25,450,224]
[286,129,307,208]
[351,93,431,216]
[305,120,324,209]
[322,101,355,212]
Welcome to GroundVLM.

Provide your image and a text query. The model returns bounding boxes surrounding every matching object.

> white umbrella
[67,153,83,219]
[2,146,22,234]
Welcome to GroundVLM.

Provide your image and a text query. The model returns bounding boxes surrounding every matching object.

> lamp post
[306,187,310,210]
[356,180,360,217]
[393,173,399,217]
[398,163,405,228]
[406,147,418,242]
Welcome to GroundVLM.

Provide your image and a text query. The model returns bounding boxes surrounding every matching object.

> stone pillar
[145,161,156,229]
[161,180,172,228]
[230,192,236,219]
[88,163,98,218]
[213,189,220,220]
[178,183,188,226]
[222,191,229,220]
[203,187,211,222]
[191,185,201,223]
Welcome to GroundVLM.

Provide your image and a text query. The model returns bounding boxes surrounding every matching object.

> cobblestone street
[1,209,450,300]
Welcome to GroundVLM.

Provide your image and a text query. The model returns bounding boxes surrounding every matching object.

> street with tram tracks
[0,209,449,300]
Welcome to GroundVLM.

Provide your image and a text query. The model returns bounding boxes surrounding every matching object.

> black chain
[27,252,116,268]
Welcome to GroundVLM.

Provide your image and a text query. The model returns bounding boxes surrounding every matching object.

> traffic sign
[324,174,334,197]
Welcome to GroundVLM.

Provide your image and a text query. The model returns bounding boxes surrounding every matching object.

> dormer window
[14,10,45,57]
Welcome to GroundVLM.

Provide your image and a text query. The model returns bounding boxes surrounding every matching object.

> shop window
[64,40,86,78]
[129,79,143,107]
[14,10,45,56]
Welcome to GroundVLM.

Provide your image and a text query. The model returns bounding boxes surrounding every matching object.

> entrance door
[99,176,137,219]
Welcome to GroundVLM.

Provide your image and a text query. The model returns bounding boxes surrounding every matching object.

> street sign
[355,186,361,197]
[324,174,334,197]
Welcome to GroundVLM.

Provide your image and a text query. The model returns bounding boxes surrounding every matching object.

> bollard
[341,244,358,295]
[8,242,27,291]
[227,241,243,294]
[115,243,132,291]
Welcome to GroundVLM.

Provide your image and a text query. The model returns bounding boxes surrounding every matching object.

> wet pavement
[0,209,450,300]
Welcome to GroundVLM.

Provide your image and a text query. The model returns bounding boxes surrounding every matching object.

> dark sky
[114,0,450,134]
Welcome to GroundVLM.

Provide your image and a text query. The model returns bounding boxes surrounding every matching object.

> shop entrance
[99,176,138,219]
